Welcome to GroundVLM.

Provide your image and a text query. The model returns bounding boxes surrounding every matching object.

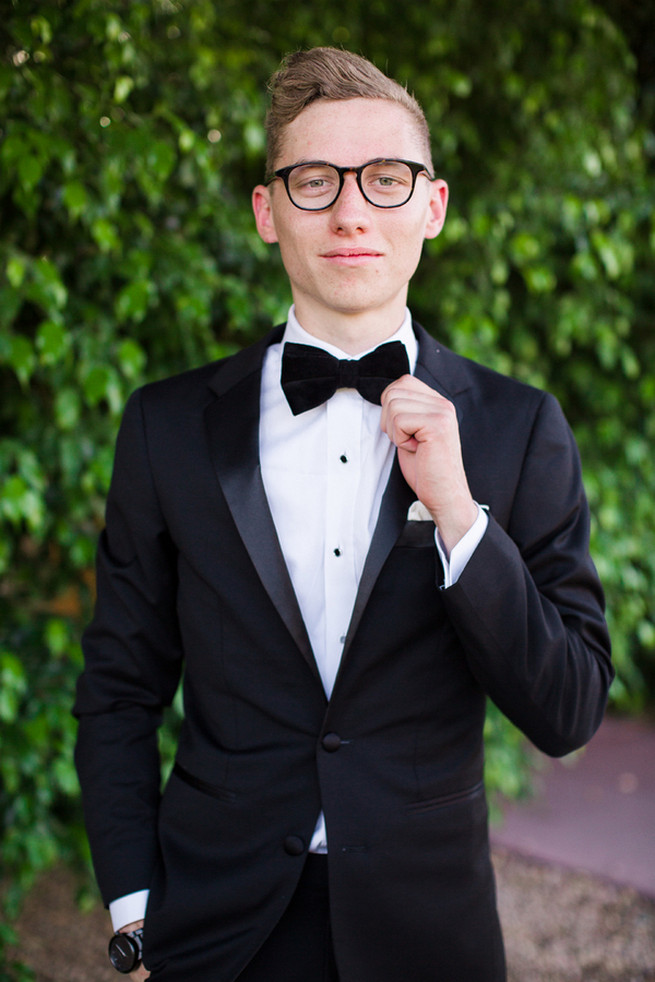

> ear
[252,184,279,244]
[423,179,449,241]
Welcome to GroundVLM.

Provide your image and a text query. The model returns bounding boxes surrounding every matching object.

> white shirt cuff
[435,504,488,588]
[109,889,149,932]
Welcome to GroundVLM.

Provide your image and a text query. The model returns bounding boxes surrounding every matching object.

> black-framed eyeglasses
[269,158,434,211]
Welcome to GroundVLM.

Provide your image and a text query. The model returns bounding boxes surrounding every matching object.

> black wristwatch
[108,927,144,974]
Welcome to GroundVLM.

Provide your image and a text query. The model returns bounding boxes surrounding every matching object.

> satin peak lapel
[343,457,415,654]
[204,335,317,681]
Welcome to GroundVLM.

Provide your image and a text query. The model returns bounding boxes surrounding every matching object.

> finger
[381,382,447,432]
[381,373,444,403]
[383,400,449,446]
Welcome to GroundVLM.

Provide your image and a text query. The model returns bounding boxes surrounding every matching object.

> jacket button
[322,732,342,752]
[284,835,305,856]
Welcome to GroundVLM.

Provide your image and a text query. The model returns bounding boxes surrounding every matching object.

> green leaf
[53,756,80,796]
[115,280,153,323]
[32,257,68,311]
[0,651,27,723]
[44,618,69,658]
[91,217,121,252]
[82,363,123,411]
[62,180,89,219]
[524,265,557,293]
[114,75,135,103]
[31,15,53,44]
[6,334,36,385]
[6,255,27,288]
[509,232,541,265]
[0,474,44,529]
[36,319,69,365]
[147,140,176,182]
[17,153,44,192]
[118,337,147,378]
[55,388,82,430]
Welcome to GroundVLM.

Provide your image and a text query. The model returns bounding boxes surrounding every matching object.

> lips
[322,248,383,258]
[321,247,384,267]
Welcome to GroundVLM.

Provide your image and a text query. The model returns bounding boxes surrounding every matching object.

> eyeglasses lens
[287,161,415,209]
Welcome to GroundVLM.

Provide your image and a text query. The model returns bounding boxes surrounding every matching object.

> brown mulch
[7,848,655,981]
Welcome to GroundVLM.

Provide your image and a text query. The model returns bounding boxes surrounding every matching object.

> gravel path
[8,850,655,981]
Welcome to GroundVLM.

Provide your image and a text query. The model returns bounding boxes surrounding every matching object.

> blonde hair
[265,47,432,179]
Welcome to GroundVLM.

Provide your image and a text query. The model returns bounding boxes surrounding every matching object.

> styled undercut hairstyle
[265,47,433,179]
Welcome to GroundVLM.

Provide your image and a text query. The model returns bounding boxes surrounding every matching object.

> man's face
[252,98,448,343]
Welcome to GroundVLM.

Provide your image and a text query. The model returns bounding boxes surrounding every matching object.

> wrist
[433,499,479,557]
[119,920,144,933]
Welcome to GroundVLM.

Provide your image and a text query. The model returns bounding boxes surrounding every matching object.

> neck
[292,300,408,356]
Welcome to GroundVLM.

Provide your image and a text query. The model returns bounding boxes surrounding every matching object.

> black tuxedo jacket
[74,322,612,982]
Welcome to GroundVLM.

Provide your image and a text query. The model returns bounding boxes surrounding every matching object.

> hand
[118,920,150,981]
[129,961,151,982]
[380,375,478,556]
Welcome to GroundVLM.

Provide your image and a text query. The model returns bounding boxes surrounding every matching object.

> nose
[329,172,370,231]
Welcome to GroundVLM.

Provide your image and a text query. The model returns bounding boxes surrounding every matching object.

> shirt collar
[282,305,418,374]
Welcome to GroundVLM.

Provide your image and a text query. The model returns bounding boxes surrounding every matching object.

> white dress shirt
[109,305,487,927]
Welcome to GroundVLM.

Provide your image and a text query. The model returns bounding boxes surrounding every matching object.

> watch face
[108,933,139,973]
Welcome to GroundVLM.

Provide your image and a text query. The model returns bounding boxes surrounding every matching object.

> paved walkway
[491,714,655,898]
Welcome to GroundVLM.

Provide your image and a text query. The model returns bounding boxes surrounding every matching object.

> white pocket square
[407,500,434,522]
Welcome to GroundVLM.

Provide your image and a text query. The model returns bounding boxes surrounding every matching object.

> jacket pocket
[172,761,237,803]
[406,779,484,814]
[395,520,436,548]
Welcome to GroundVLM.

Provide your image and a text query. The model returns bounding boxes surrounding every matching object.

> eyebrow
[275,157,432,173]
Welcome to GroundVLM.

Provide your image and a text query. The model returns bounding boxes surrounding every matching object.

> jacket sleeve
[441,391,613,757]
[74,388,183,906]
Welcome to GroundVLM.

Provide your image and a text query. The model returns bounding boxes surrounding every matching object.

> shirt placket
[322,391,361,698]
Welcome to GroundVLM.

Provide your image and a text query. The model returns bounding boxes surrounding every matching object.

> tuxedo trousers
[236,855,339,982]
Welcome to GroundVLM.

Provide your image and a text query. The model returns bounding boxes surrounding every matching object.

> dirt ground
[7,848,655,981]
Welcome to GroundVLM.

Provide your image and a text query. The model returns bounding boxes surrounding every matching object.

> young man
[74,47,612,981]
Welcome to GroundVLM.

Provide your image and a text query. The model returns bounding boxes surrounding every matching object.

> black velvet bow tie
[281,340,409,415]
